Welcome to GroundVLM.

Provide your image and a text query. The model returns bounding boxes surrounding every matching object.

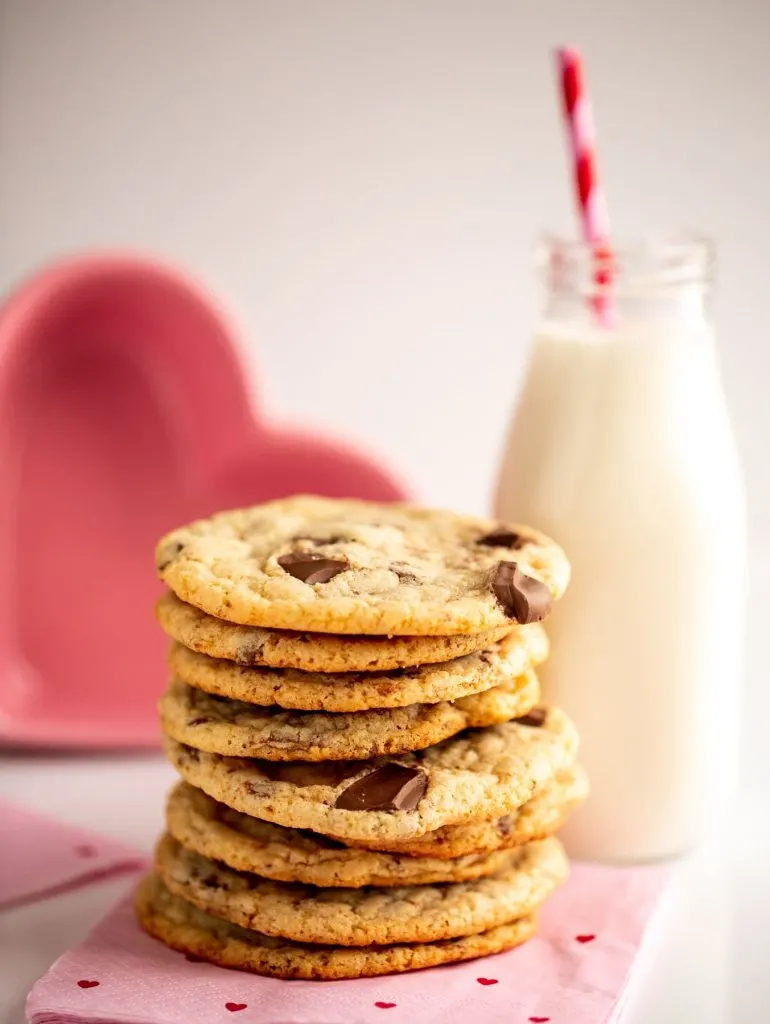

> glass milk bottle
[495,236,745,861]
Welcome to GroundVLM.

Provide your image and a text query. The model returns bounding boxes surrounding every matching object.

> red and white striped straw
[555,46,614,323]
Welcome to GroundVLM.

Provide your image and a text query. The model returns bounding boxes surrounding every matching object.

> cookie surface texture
[163,707,579,842]
[166,782,538,886]
[154,832,567,945]
[159,671,540,760]
[136,873,537,979]
[156,592,515,672]
[156,496,570,634]
[166,623,548,711]
[350,764,589,858]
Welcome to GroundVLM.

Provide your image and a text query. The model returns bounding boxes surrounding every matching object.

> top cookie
[155,496,570,635]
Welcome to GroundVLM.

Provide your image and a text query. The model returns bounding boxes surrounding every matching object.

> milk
[495,315,745,861]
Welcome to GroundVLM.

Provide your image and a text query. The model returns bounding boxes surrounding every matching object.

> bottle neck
[538,234,714,333]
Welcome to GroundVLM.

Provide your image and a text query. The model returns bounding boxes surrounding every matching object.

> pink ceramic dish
[0,254,407,749]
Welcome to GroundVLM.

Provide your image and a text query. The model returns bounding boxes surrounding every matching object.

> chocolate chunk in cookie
[515,707,547,728]
[491,562,551,623]
[277,553,348,584]
[334,764,427,811]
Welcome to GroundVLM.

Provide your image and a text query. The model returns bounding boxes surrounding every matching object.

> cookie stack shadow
[137,497,587,980]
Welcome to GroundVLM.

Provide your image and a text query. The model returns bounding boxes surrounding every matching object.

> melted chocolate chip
[514,707,547,728]
[490,561,551,623]
[496,813,515,837]
[277,553,348,584]
[258,761,363,788]
[200,874,221,889]
[477,527,532,550]
[334,763,427,811]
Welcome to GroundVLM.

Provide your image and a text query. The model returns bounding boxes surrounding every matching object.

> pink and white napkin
[26,861,669,1024]
[1,799,146,911]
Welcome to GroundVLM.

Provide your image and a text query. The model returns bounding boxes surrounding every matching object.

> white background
[1,2,769,1021]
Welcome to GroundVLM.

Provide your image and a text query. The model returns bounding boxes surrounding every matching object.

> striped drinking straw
[555,46,614,324]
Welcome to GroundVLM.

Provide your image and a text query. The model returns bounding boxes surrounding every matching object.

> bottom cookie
[136,873,538,980]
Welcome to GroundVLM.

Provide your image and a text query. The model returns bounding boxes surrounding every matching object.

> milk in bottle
[495,237,745,861]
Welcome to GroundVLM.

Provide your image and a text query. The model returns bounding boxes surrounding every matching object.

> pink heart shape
[76,980,99,989]
[225,1003,248,1013]
[576,933,596,943]
[476,978,498,986]
[0,256,407,749]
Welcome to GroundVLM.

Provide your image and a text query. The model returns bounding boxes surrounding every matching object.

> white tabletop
[1,754,767,1023]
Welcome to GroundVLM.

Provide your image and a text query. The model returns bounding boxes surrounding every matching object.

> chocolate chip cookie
[155,496,569,634]
[159,671,540,761]
[157,592,516,672]
[166,624,548,712]
[166,782,540,886]
[155,832,568,945]
[163,706,579,842]
[136,873,538,979]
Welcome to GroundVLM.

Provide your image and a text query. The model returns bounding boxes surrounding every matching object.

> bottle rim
[536,231,714,296]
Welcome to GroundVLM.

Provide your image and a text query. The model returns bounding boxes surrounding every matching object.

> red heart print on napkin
[477,978,498,985]
[225,1003,248,1013]
[76,980,99,989]
[576,933,596,943]
[375,1002,397,1009]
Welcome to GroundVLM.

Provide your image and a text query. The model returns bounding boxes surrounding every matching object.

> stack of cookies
[137,496,586,980]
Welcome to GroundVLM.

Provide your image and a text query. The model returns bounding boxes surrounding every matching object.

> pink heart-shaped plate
[0,254,407,748]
